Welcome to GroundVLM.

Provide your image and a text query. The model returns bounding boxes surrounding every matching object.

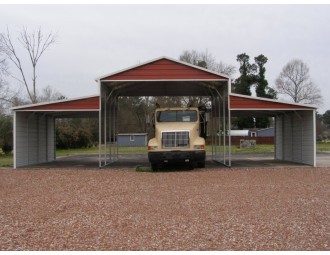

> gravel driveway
[0,167,329,250]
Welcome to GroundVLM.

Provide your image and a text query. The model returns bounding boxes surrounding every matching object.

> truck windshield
[156,110,197,122]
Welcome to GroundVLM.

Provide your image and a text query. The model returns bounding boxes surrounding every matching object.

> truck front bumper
[148,150,205,164]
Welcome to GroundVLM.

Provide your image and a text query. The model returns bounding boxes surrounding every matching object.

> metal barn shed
[11,56,317,168]
[12,96,99,168]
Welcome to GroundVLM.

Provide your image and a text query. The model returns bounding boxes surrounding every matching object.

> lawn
[0,155,13,167]
[317,142,330,152]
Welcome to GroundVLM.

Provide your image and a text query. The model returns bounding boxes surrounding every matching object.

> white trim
[228,78,232,94]
[13,111,16,169]
[313,109,317,167]
[227,87,231,167]
[96,56,230,81]
[229,93,317,109]
[98,80,102,168]
[11,94,100,111]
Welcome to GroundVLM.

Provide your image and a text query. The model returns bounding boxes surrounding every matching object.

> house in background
[250,127,274,137]
[117,133,148,147]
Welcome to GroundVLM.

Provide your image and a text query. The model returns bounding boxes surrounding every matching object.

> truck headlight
[148,146,158,151]
[194,145,205,149]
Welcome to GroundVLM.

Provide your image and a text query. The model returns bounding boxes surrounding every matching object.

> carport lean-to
[12,56,317,168]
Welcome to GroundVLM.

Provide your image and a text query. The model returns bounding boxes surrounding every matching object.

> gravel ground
[0,167,329,251]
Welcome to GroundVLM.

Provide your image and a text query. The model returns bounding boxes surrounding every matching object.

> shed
[117,133,147,147]
[230,93,316,166]
[12,96,99,168]
[11,56,317,168]
[256,127,274,137]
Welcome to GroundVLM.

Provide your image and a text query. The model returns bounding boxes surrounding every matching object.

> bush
[2,143,12,154]
[56,125,94,149]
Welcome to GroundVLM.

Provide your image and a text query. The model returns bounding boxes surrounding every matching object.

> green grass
[317,142,330,152]
[0,155,13,167]
[136,166,153,172]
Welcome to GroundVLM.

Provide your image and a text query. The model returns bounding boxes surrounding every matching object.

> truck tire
[151,163,158,171]
[197,161,205,168]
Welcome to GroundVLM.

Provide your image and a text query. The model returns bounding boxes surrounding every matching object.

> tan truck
[147,107,206,170]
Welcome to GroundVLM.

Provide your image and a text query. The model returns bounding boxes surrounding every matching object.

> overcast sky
[1,4,329,113]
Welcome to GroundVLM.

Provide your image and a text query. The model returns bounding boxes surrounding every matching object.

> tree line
[0,27,328,154]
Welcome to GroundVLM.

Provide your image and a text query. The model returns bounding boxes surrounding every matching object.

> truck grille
[162,131,189,148]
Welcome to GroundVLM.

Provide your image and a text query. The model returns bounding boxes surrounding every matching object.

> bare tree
[178,49,237,107]
[37,85,65,103]
[0,47,14,113]
[215,62,236,77]
[0,27,57,103]
[275,59,323,106]
[179,49,236,77]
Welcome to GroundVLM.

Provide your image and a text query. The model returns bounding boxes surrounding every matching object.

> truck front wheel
[197,161,205,168]
[151,163,158,171]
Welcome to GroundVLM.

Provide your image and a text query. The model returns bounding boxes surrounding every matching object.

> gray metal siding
[16,112,29,167]
[275,111,315,166]
[292,113,302,163]
[47,117,55,161]
[15,112,55,168]
[301,111,315,166]
[283,114,293,161]
[275,115,283,160]
[38,115,47,162]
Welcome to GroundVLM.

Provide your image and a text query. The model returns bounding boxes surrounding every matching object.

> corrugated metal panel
[38,115,47,162]
[283,114,293,161]
[276,111,315,166]
[27,114,38,164]
[301,111,315,165]
[47,117,55,161]
[15,113,56,167]
[292,113,303,163]
[16,112,29,167]
[275,115,283,160]
[101,59,226,80]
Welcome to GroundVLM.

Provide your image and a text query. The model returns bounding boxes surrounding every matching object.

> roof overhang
[229,93,316,117]
[11,95,100,118]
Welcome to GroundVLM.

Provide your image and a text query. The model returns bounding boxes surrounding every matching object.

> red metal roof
[12,96,99,111]
[100,57,228,81]
[12,94,315,112]
[230,94,316,110]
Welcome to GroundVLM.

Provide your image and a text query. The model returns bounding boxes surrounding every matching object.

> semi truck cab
[147,107,206,170]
